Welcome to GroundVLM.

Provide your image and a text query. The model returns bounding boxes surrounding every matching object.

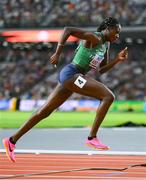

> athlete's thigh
[40,83,73,111]
[63,74,113,100]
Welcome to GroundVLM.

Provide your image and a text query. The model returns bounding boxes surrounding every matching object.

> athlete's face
[108,24,121,43]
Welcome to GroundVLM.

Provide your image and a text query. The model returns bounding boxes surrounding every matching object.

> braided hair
[97,17,120,32]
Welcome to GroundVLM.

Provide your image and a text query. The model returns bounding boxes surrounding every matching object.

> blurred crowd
[0,44,54,100]
[0,0,146,101]
[0,0,146,28]
[0,42,146,101]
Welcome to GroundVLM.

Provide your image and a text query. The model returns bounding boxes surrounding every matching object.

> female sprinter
[3,17,128,162]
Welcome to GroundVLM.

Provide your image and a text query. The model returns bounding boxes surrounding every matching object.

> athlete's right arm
[59,27,101,45]
[50,27,101,65]
[57,27,102,54]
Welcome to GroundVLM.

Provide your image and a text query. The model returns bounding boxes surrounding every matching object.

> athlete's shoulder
[94,31,103,37]
[94,31,101,35]
[94,32,105,44]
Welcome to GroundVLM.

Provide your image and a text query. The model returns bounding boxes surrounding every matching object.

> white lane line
[0,149,146,155]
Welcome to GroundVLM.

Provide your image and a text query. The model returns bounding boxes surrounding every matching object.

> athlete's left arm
[99,46,128,74]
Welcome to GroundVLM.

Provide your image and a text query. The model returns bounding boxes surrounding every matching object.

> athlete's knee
[104,92,115,103]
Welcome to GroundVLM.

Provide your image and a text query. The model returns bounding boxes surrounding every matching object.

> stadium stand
[0,0,146,101]
[0,0,146,28]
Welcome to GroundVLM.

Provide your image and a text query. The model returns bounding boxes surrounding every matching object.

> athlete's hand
[50,53,60,67]
[117,47,128,62]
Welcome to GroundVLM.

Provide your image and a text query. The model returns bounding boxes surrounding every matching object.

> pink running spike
[3,138,16,162]
[85,137,110,150]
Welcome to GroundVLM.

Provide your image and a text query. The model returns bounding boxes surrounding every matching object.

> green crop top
[72,32,108,72]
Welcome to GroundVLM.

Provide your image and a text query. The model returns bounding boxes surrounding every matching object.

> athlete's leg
[3,83,72,162]
[11,83,72,143]
[63,74,115,137]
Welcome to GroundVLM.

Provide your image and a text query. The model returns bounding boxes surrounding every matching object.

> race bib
[74,76,87,88]
[89,53,104,69]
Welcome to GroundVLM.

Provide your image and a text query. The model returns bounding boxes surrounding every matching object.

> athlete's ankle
[88,136,96,140]
[9,137,16,145]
